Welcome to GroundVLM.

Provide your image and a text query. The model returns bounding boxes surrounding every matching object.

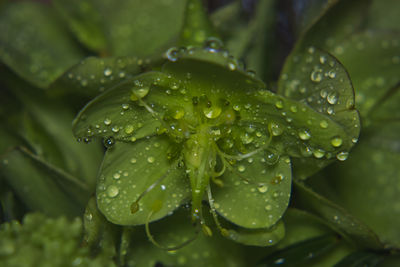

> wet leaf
[334,251,384,267]
[257,234,339,267]
[293,181,383,250]
[322,122,400,248]
[277,48,360,178]
[96,136,190,225]
[0,1,83,88]
[51,56,157,98]
[93,0,186,57]
[53,0,106,52]
[328,31,400,118]
[0,147,89,218]
[212,154,291,229]
[126,207,248,267]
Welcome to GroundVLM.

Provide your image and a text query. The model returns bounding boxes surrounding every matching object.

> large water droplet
[165,47,180,62]
[107,185,119,198]
[298,129,311,140]
[269,122,283,136]
[203,105,221,119]
[130,86,150,101]
[327,91,339,105]
[147,156,155,163]
[104,68,112,77]
[257,184,268,193]
[103,137,115,148]
[331,137,343,147]
[310,70,323,83]
[336,151,349,161]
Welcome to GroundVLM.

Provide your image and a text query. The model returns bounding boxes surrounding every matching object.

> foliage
[0,0,399,266]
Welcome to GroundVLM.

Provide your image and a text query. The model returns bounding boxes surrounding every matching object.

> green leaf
[322,122,400,248]
[277,48,360,178]
[179,0,219,47]
[96,136,190,225]
[257,235,339,267]
[367,0,400,31]
[224,220,285,247]
[334,251,384,267]
[73,71,180,143]
[369,83,400,122]
[51,56,158,98]
[126,208,249,267]
[53,0,107,52]
[212,154,291,229]
[0,2,84,88]
[327,31,400,118]
[93,0,186,57]
[293,181,383,250]
[0,147,89,218]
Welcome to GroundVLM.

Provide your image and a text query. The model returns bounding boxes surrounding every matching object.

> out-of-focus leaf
[328,31,400,118]
[96,136,189,225]
[0,1,83,88]
[53,0,107,52]
[293,181,383,250]
[126,208,248,267]
[0,147,89,218]
[257,235,339,267]
[50,56,157,98]
[93,0,186,57]
[245,0,278,81]
[367,0,400,31]
[369,84,400,122]
[179,0,219,47]
[83,197,118,259]
[277,48,360,179]
[334,251,384,267]
[212,154,291,229]
[322,122,400,248]
[291,0,339,38]
[0,213,117,267]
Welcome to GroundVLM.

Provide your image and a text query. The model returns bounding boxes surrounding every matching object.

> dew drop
[104,118,112,126]
[336,151,349,161]
[327,91,339,105]
[104,68,112,77]
[310,70,323,83]
[328,70,336,78]
[130,158,137,164]
[275,100,283,109]
[124,125,134,134]
[130,86,150,101]
[237,165,246,172]
[313,148,325,159]
[269,122,283,136]
[103,137,115,148]
[165,47,180,62]
[172,107,185,119]
[107,185,119,198]
[319,120,329,129]
[113,172,121,179]
[265,204,272,211]
[257,184,268,193]
[331,137,343,147]
[147,156,155,163]
[298,129,311,140]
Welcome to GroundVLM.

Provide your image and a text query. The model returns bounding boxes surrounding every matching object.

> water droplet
[107,185,119,198]
[130,158,137,164]
[275,100,283,109]
[113,172,121,179]
[351,138,358,144]
[331,137,343,147]
[124,125,134,134]
[298,129,311,140]
[257,184,268,193]
[265,204,272,211]
[203,105,222,119]
[269,122,283,136]
[203,37,223,53]
[310,70,323,83]
[122,103,129,110]
[130,86,150,101]
[265,152,279,165]
[165,47,180,62]
[240,132,253,144]
[104,118,112,126]
[336,151,349,161]
[328,70,336,78]
[290,105,298,113]
[320,120,329,129]
[104,137,115,148]
[237,165,246,172]
[313,148,325,158]
[327,91,339,105]
[104,68,112,76]
[147,156,155,163]
[319,56,327,64]
[172,107,185,119]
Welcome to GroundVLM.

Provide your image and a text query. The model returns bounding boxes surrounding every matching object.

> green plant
[0,0,399,266]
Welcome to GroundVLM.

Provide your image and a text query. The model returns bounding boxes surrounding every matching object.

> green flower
[73,43,360,245]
